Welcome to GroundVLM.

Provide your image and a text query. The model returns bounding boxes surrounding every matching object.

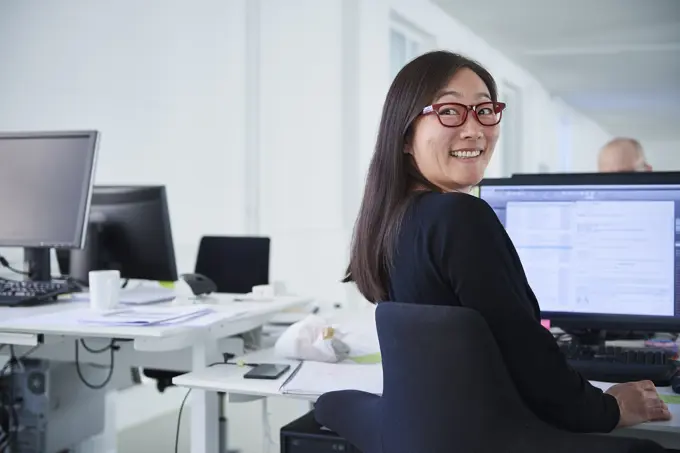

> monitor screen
[0,131,99,248]
[480,182,680,321]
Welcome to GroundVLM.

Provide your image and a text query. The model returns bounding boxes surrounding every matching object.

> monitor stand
[23,247,51,282]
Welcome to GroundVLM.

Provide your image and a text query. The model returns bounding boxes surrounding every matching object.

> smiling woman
[409,70,505,192]
[343,50,670,435]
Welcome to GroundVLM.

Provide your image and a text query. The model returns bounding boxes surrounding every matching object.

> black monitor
[478,172,680,341]
[0,131,99,281]
[57,185,178,285]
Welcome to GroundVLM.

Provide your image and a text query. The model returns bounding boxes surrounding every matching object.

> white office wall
[562,102,614,172]
[256,0,350,305]
[380,0,612,176]
[644,140,680,171]
[0,0,251,272]
[0,0,616,308]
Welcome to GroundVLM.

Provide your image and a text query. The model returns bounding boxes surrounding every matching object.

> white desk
[173,348,680,450]
[0,294,311,453]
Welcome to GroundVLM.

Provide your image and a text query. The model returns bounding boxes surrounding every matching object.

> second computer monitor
[59,185,178,284]
[479,173,680,333]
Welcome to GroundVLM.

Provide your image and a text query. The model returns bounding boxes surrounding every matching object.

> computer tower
[0,359,106,453]
[280,410,362,453]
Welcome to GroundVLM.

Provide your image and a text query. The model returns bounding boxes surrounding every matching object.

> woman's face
[408,68,500,192]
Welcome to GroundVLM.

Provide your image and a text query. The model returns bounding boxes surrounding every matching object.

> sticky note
[541,319,551,330]
[659,394,680,405]
[350,353,382,364]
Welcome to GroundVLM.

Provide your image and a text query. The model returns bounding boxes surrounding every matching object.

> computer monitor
[479,172,680,340]
[57,185,178,285]
[0,131,99,281]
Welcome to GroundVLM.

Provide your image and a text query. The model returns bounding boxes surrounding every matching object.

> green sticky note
[159,281,175,289]
[350,353,382,364]
[659,394,680,405]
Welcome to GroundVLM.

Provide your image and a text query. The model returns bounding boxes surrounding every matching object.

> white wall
[0,0,615,308]
[381,0,612,175]
[0,0,251,272]
[257,0,350,306]
[643,140,680,171]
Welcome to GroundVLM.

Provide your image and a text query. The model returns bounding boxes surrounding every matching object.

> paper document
[78,306,214,326]
[280,361,383,397]
[119,286,176,305]
[72,286,176,305]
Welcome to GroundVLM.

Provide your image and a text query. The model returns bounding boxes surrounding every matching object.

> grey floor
[117,395,309,453]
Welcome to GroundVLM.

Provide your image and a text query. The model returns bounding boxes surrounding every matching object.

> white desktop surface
[173,348,680,448]
[589,381,680,433]
[0,293,312,453]
[173,348,302,399]
[0,294,311,345]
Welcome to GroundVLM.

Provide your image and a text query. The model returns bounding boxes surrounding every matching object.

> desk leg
[191,341,219,453]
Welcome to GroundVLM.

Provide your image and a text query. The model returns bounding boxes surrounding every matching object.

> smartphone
[243,363,291,380]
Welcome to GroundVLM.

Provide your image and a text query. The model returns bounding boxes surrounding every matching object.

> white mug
[89,270,120,310]
[251,281,287,299]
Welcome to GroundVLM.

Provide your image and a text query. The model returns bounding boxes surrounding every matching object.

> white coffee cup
[251,281,287,299]
[89,270,121,311]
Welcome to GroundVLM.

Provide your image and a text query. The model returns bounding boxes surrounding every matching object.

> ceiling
[432,0,680,142]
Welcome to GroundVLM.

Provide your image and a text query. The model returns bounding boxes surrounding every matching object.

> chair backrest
[375,302,542,452]
[194,236,270,293]
[317,303,664,453]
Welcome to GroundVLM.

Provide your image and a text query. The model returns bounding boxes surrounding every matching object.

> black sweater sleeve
[431,193,620,433]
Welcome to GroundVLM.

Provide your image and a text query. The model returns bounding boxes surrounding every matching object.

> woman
[344,50,670,432]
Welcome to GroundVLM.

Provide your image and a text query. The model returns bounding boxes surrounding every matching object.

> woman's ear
[403,135,413,155]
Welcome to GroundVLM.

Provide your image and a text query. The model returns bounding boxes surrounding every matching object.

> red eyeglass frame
[421,101,507,127]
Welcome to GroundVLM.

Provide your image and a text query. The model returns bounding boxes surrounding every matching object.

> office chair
[315,303,664,453]
[194,236,270,293]
[143,236,271,392]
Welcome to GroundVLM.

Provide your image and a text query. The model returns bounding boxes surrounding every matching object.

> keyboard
[0,280,75,307]
[560,343,679,386]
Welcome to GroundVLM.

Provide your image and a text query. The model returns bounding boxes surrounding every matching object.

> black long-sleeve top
[387,191,620,433]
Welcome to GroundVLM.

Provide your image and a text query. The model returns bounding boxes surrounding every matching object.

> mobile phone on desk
[243,363,291,380]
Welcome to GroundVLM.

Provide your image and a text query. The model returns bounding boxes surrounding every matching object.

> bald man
[597,138,652,173]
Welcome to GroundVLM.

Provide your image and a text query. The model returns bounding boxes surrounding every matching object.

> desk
[0,294,311,453]
[173,348,680,451]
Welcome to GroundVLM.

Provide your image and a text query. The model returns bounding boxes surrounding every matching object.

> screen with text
[480,184,680,317]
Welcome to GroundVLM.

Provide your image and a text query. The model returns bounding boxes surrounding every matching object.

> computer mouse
[178,273,217,296]
[671,373,680,394]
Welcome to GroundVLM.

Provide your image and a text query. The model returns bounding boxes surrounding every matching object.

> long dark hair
[343,51,498,303]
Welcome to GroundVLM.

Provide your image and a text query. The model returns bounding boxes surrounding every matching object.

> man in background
[597,137,652,172]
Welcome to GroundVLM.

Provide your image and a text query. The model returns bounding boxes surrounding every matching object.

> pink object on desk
[540,319,551,330]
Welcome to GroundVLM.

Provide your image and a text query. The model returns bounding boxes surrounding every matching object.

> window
[499,82,523,176]
[389,12,435,78]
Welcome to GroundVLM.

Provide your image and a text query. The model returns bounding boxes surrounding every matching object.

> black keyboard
[560,343,679,386]
[0,280,74,307]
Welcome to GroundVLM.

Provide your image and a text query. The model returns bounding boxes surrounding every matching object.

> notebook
[280,361,383,397]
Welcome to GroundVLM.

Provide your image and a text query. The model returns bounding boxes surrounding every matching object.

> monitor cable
[0,256,30,279]
[0,254,88,293]
[74,339,122,390]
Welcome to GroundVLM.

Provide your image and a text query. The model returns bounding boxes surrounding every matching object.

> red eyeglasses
[421,102,506,127]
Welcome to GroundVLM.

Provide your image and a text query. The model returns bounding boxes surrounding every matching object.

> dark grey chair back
[315,302,664,453]
[194,236,270,293]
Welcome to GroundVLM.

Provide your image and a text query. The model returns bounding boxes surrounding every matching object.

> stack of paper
[118,286,176,305]
[280,361,383,397]
[78,306,214,326]
[72,286,176,305]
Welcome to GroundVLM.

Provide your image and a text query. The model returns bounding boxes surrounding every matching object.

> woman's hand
[605,380,672,428]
